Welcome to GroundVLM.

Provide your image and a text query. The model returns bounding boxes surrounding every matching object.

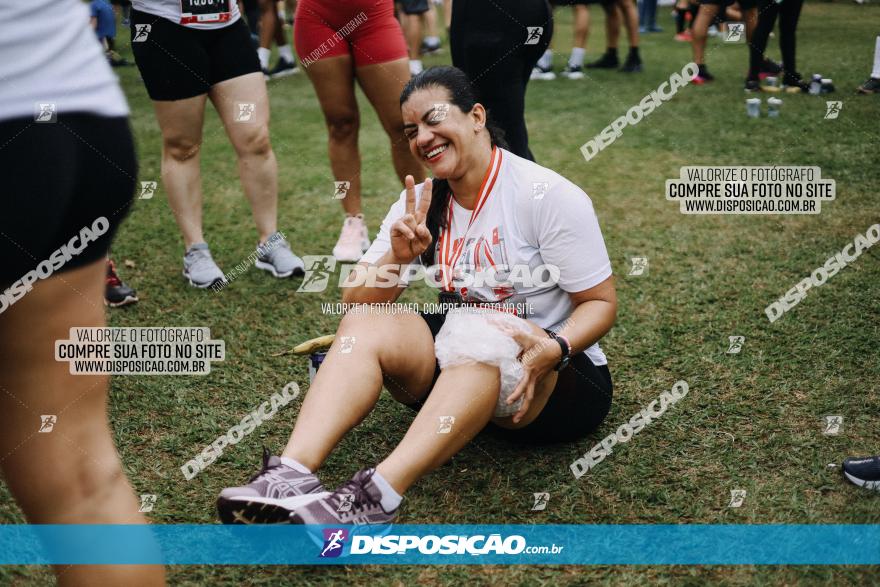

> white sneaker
[332,215,371,262]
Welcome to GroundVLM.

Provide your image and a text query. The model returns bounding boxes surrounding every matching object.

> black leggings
[748,0,804,80]
[450,0,553,162]
[412,312,613,445]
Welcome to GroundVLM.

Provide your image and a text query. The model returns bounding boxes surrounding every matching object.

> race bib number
[180,0,231,24]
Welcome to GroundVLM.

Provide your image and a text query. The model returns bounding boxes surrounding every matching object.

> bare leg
[356,58,425,186]
[154,94,208,249]
[404,14,422,61]
[692,4,720,64]
[574,4,590,49]
[618,0,640,48]
[259,0,277,51]
[210,72,278,243]
[303,55,362,216]
[282,311,437,471]
[0,260,164,586]
[605,3,621,49]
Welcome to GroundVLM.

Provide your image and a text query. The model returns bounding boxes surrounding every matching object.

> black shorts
[551,0,612,6]
[700,0,757,9]
[414,312,614,444]
[0,114,136,289]
[400,0,430,15]
[130,10,261,101]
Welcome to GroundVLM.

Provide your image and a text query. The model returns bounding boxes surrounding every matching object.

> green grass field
[2,3,879,585]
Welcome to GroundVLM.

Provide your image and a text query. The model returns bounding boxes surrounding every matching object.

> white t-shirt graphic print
[361,148,612,366]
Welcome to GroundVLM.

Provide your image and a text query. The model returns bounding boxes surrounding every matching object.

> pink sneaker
[332,215,371,262]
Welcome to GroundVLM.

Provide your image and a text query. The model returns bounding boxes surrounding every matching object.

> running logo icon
[319,528,349,558]
[437,416,455,434]
[629,257,649,276]
[533,182,549,200]
[525,27,544,45]
[727,336,745,354]
[428,103,450,123]
[138,494,157,513]
[132,24,151,42]
[823,415,843,436]
[34,103,57,123]
[39,415,57,433]
[140,181,157,200]
[824,101,842,120]
[333,181,350,200]
[235,103,256,122]
[297,256,337,292]
[339,336,356,354]
[725,23,745,42]
[336,494,355,513]
[532,492,550,511]
[728,489,747,508]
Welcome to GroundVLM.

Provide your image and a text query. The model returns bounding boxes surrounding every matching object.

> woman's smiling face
[401,86,486,180]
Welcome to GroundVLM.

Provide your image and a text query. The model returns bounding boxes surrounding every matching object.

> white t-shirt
[132,0,240,29]
[0,0,129,121]
[361,148,613,366]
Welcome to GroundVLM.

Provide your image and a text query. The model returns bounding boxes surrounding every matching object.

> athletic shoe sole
[254,260,305,278]
[561,73,585,80]
[269,68,299,80]
[530,72,557,81]
[217,492,330,524]
[182,270,226,289]
[844,471,880,491]
[105,294,139,308]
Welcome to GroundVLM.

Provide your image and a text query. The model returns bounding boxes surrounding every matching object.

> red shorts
[294,0,408,68]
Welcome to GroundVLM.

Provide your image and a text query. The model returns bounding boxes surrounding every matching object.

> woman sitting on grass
[217,66,617,525]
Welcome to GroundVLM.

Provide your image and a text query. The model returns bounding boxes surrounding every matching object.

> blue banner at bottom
[0,525,877,565]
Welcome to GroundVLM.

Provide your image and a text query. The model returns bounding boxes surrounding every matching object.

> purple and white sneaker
[217,448,329,524]
[289,468,399,525]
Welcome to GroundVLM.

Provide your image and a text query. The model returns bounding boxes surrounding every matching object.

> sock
[258,47,270,69]
[538,49,553,69]
[629,47,640,60]
[370,469,403,511]
[409,59,423,75]
[279,456,312,474]
[425,35,440,45]
[569,46,585,68]
[872,36,880,79]
[278,44,294,63]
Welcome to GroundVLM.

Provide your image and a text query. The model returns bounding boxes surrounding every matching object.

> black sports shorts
[130,10,261,101]
[400,0,430,15]
[551,0,613,6]
[700,0,758,9]
[410,311,614,444]
[0,114,136,289]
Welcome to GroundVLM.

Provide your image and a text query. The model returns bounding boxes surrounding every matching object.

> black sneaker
[758,58,782,78]
[842,455,880,491]
[857,77,880,94]
[268,58,298,79]
[587,51,619,69]
[694,64,714,84]
[744,77,761,92]
[105,259,138,307]
[619,55,642,73]
[783,72,809,93]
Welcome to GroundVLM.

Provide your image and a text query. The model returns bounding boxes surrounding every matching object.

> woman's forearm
[557,298,617,356]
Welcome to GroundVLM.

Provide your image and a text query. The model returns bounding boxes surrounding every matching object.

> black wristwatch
[547,331,571,371]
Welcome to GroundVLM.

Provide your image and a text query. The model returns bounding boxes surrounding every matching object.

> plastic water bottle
[767,97,782,118]
[809,74,822,95]
[746,97,761,118]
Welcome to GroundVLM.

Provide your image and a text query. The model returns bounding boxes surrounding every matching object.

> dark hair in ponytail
[399,66,508,266]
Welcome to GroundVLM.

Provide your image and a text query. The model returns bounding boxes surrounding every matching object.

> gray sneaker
[255,232,305,278]
[217,448,328,524]
[183,243,226,288]
[289,468,398,525]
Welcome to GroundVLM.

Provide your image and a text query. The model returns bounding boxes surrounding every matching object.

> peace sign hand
[390,175,434,263]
